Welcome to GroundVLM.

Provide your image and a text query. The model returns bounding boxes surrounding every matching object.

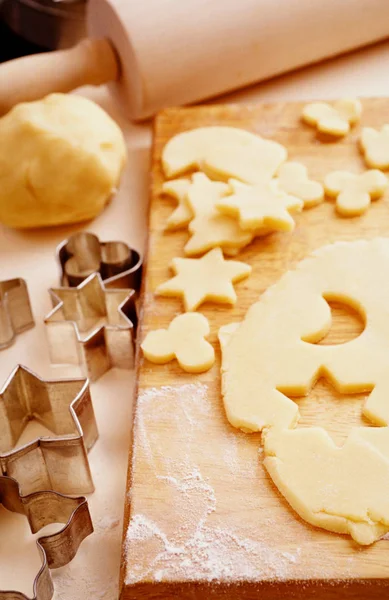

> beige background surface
[1,39,389,598]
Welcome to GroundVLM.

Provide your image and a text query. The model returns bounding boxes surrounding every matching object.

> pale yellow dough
[219,239,389,544]
[141,312,214,373]
[162,126,287,184]
[0,93,126,229]
[216,180,303,232]
[275,162,324,208]
[360,125,389,170]
[184,173,253,256]
[161,178,193,230]
[155,247,251,311]
[302,98,362,137]
[324,170,387,216]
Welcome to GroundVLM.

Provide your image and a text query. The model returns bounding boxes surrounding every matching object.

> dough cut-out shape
[162,126,287,184]
[360,125,389,170]
[302,98,362,137]
[184,173,253,256]
[155,247,251,311]
[324,170,387,216]
[275,162,324,208]
[141,312,214,373]
[161,178,193,230]
[216,179,303,232]
[219,239,389,544]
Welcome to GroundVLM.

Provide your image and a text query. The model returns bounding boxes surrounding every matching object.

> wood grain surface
[121,99,389,599]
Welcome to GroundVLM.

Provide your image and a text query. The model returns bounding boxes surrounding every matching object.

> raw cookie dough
[156,247,251,311]
[302,98,362,138]
[0,93,126,229]
[324,170,387,216]
[162,126,287,184]
[162,178,193,230]
[141,312,214,373]
[360,125,389,170]
[216,180,303,232]
[219,239,389,544]
[184,173,253,256]
[275,162,324,208]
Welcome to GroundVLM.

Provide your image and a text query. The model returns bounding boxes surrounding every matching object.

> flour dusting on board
[125,383,302,584]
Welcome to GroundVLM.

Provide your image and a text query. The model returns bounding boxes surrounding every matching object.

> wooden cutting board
[120,99,389,599]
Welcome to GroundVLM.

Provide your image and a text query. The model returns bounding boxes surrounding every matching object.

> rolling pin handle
[0,38,119,116]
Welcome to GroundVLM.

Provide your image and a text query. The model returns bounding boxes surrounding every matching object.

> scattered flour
[125,383,302,586]
[125,512,299,584]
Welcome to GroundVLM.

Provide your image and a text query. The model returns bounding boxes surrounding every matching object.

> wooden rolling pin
[1,0,389,120]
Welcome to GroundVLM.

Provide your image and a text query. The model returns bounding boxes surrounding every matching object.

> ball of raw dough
[0,93,126,228]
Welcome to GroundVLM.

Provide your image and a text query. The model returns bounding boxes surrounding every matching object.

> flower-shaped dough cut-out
[216,180,303,232]
[161,178,193,230]
[324,170,387,216]
[184,173,253,256]
[162,126,287,184]
[302,98,362,137]
[219,239,389,545]
[155,247,251,311]
[275,162,324,208]
[360,125,389,170]
[141,312,214,373]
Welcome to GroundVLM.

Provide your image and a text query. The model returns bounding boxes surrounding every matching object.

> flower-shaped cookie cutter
[0,475,93,600]
[0,365,98,496]
[0,278,34,350]
[57,231,142,291]
[44,273,138,382]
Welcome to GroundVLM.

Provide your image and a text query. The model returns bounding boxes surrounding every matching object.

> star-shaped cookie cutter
[0,475,93,600]
[44,273,138,381]
[57,231,143,291]
[0,365,98,496]
[0,279,34,350]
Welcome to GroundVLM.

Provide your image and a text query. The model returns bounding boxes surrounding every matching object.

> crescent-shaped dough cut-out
[162,126,287,184]
[141,312,214,373]
[219,239,389,544]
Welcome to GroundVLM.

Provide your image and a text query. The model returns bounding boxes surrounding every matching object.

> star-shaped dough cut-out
[44,273,137,381]
[184,172,253,256]
[155,247,252,311]
[324,169,387,216]
[216,180,303,232]
[0,365,97,495]
[302,98,362,137]
[360,125,389,170]
[141,313,215,373]
[161,178,193,230]
[274,161,324,208]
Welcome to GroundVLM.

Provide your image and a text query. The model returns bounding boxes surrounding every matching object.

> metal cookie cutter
[0,279,34,349]
[0,475,93,600]
[44,273,138,382]
[57,231,143,291]
[0,365,98,496]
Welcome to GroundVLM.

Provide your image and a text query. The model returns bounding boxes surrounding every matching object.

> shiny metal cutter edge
[0,278,35,350]
[0,365,98,496]
[56,231,143,292]
[0,475,93,600]
[44,273,138,382]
